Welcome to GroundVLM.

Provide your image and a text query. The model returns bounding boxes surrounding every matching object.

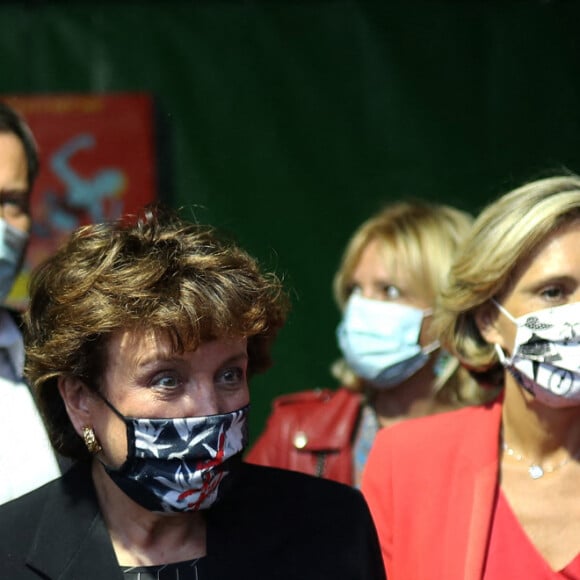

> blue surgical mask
[0,218,28,303]
[337,294,439,389]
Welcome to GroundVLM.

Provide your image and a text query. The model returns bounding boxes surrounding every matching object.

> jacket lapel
[442,399,503,579]
[25,463,122,580]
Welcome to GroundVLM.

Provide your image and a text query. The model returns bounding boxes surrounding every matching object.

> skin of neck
[91,460,207,567]
[370,354,440,427]
[501,372,580,460]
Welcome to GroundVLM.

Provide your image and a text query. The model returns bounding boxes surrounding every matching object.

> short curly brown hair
[24,206,289,460]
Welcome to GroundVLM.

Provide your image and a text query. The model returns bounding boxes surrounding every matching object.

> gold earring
[82,426,102,454]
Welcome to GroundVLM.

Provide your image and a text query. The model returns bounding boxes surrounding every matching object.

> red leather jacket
[245,388,363,486]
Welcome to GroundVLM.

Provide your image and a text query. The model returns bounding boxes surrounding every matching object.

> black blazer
[0,461,386,579]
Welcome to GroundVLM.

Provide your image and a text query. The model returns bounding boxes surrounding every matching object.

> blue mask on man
[0,218,28,303]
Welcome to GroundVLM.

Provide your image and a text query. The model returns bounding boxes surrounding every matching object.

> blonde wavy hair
[435,175,580,374]
[331,201,484,405]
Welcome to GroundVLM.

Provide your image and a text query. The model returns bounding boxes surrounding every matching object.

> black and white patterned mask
[99,398,249,513]
[493,300,580,408]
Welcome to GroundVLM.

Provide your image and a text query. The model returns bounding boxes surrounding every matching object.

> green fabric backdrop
[2,0,580,440]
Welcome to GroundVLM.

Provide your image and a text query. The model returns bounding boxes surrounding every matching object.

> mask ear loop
[420,308,440,355]
[495,343,510,366]
[423,339,440,356]
[490,298,517,324]
[92,390,137,470]
[94,389,127,421]
[490,299,515,366]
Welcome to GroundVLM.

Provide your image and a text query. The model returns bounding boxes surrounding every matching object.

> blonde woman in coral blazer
[363,175,580,579]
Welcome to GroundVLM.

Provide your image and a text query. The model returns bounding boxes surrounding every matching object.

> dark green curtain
[2,0,580,439]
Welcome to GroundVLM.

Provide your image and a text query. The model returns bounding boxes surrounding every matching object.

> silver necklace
[502,442,578,480]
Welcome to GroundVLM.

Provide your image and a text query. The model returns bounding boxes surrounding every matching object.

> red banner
[1,93,157,307]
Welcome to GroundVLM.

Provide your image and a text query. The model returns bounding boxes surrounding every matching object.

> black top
[0,461,386,580]
[121,558,204,579]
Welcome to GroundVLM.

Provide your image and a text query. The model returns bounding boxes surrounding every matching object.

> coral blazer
[362,398,503,580]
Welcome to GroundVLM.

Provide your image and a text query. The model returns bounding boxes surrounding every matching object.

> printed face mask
[337,293,439,389]
[493,300,580,408]
[0,218,28,303]
[99,398,249,513]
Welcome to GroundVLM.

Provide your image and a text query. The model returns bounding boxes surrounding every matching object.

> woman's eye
[217,367,245,387]
[382,285,401,300]
[541,286,564,301]
[152,374,180,389]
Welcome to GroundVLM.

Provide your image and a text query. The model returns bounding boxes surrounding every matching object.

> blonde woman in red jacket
[248,201,490,487]
[363,175,580,579]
